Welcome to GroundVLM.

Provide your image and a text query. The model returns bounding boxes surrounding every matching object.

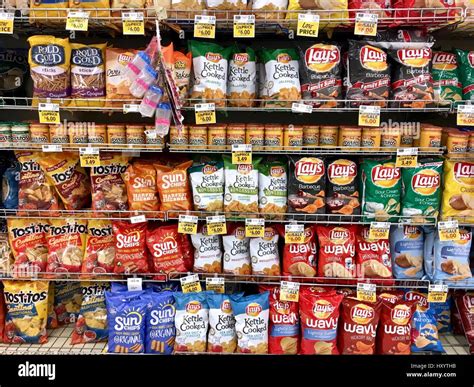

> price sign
[79,147,100,167]
[357,283,377,302]
[194,15,216,39]
[123,104,140,114]
[291,102,313,114]
[457,104,474,126]
[428,284,448,303]
[181,274,202,293]
[233,15,255,38]
[42,144,63,153]
[358,105,380,127]
[38,103,60,124]
[195,103,216,125]
[232,144,252,165]
[369,222,390,240]
[127,277,143,291]
[438,220,461,242]
[245,218,264,238]
[130,215,146,224]
[297,13,319,37]
[206,215,227,236]
[206,277,225,294]
[354,13,378,36]
[0,12,14,34]
[178,215,198,235]
[285,224,305,244]
[280,281,300,302]
[396,147,418,168]
[66,11,89,31]
[122,12,144,35]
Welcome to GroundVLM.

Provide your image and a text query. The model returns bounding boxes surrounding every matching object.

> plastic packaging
[154,102,172,136]
[139,85,163,117]
[130,65,158,98]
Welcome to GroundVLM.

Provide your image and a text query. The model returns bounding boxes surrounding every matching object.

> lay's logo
[397,48,431,68]
[405,291,428,309]
[371,164,400,188]
[468,52,474,68]
[329,227,349,241]
[350,304,375,325]
[454,162,474,185]
[206,52,222,63]
[432,52,457,71]
[221,300,232,314]
[203,164,217,174]
[118,53,133,66]
[313,299,335,319]
[233,53,249,65]
[235,226,246,240]
[246,302,262,317]
[360,46,388,71]
[295,157,325,184]
[391,304,411,325]
[328,159,357,186]
[411,170,440,196]
[459,228,472,243]
[305,44,340,73]
[186,300,202,314]
[270,166,285,177]
[277,53,291,63]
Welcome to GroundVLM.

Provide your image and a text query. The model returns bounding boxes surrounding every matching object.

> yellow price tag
[38,103,60,124]
[427,284,448,303]
[354,13,378,36]
[66,11,89,31]
[396,148,418,168]
[245,218,264,238]
[285,224,305,244]
[122,12,144,35]
[194,15,216,39]
[233,15,255,38]
[369,222,390,240]
[297,13,319,37]
[358,105,380,127]
[195,103,216,125]
[232,144,252,165]
[457,105,474,126]
[206,277,225,294]
[280,281,300,302]
[206,215,227,236]
[0,13,14,34]
[438,221,461,242]
[357,283,377,302]
[80,154,100,167]
[178,215,198,235]
[181,274,202,293]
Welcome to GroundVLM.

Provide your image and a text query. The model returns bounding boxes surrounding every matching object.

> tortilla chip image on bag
[3,280,49,344]
[189,159,224,212]
[390,225,424,279]
[258,158,287,219]
[53,281,81,326]
[223,223,251,275]
[207,293,239,353]
[82,220,115,275]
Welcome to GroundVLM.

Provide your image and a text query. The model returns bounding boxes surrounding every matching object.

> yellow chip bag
[286,0,348,29]
[3,280,49,344]
[30,0,68,23]
[69,0,110,18]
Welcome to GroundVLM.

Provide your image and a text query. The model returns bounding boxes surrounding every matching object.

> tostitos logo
[391,304,411,325]
[360,45,388,71]
[397,48,431,68]
[313,299,335,319]
[305,44,340,73]
[246,302,262,317]
[328,159,357,186]
[294,157,325,184]
[453,162,474,185]
[350,304,375,325]
[432,52,457,71]
[206,52,222,63]
[371,163,401,188]
[186,301,202,314]
[411,169,440,196]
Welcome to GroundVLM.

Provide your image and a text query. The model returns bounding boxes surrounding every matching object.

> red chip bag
[300,286,334,297]
[338,297,381,355]
[315,225,356,278]
[356,226,392,279]
[281,225,317,278]
[404,290,429,312]
[180,233,194,272]
[452,291,465,335]
[0,285,5,343]
[454,291,474,354]
[376,299,416,355]
[393,0,457,22]
[299,290,343,355]
[377,289,404,304]
[336,288,356,297]
[348,0,391,20]
[112,221,149,274]
[81,220,115,275]
[146,223,187,274]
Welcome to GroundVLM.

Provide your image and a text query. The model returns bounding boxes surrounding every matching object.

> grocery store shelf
[0,271,167,282]
[1,143,164,153]
[0,209,166,221]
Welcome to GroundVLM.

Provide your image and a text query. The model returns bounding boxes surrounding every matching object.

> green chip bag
[432,51,462,105]
[401,158,443,221]
[455,49,474,101]
[258,158,288,219]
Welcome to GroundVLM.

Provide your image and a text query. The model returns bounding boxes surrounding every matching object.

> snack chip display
[124,161,159,214]
[3,280,49,344]
[411,307,444,353]
[441,160,474,221]
[390,225,424,279]
[191,224,222,273]
[173,51,192,103]
[0,221,13,273]
[231,292,270,354]
[299,290,344,355]
[82,220,115,275]
[326,158,360,215]
[105,48,139,106]
[207,293,238,353]
[112,221,149,274]
[432,51,462,105]
[431,294,452,333]
[356,226,392,278]
[249,226,280,276]
[173,292,209,353]
[281,225,317,277]
[189,159,224,212]
[285,0,348,28]
[454,291,474,354]
[252,0,288,19]
[146,290,176,354]
[455,49,474,101]
[53,282,81,325]
[227,46,257,108]
[258,158,287,219]
[222,223,251,275]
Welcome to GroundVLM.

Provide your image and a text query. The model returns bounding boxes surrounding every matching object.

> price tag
[206,277,225,294]
[122,12,144,35]
[285,224,305,244]
[123,104,140,114]
[297,13,319,37]
[181,274,202,293]
[233,15,255,38]
[127,277,143,291]
[396,147,418,168]
[231,144,252,165]
[195,103,216,125]
[369,222,390,240]
[178,215,198,235]
[456,104,474,126]
[358,105,380,127]
[0,12,14,34]
[280,281,300,302]
[42,144,63,153]
[357,283,377,302]
[245,218,264,238]
[130,215,146,224]
[438,220,461,242]
[291,102,313,114]
[354,13,378,36]
[206,215,227,236]
[38,103,60,124]
[194,15,216,39]
[79,147,100,168]
[66,11,89,31]
[427,284,448,303]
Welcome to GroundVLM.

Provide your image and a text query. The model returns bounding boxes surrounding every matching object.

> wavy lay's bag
[3,280,49,344]
[53,282,82,325]
[356,226,392,279]
[146,291,176,354]
[281,225,317,277]
[432,51,462,105]
[441,160,474,222]
[207,293,239,353]
[82,220,115,275]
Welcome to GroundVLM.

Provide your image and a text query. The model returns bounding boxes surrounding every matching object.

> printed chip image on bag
[249,226,280,276]
[280,225,317,277]
[71,282,110,344]
[207,293,239,353]
[223,223,251,275]
[258,158,287,219]
[0,221,13,273]
[189,158,224,212]
[298,43,342,109]
[411,307,444,353]
[227,46,256,108]
[146,290,176,354]
[53,281,81,326]
[348,0,391,20]
[191,224,223,273]
[106,48,139,107]
[3,280,49,344]
[356,226,392,279]
[285,0,348,29]
[391,225,424,279]
[326,158,360,215]
[441,160,474,222]
[432,51,462,105]
[173,51,192,104]
[113,221,149,274]
[454,291,474,354]
[231,292,270,354]
[82,220,115,275]
[252,0,288,19]
[124,160,159,215]
[299,290,343,355]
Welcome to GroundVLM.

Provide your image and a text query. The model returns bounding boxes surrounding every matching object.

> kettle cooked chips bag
[189,159,224,212]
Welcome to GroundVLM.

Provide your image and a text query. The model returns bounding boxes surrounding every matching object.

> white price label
[130,215,146,224]
[195,103,215,112]
[123,104,140,113]
[180,274,202,293]
[206,215,226,224]
[122,12,144,21]
[245,218,264,226]
[231,144,252,153]
[356,13,378,23]
[127,277,143,291]
[79,147,99,155]
[42,144,63,153]
[205,277,225,293]
[457,104,474,114]
[195,15,216,24]
[234,14,255,23]
[291,103,313,114]
[285,224,304,233]
[429,284,448,293]
[38,103,59,112]
[397,147,418,156]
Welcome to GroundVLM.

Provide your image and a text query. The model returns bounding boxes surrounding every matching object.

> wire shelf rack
[0,143,164,153]
[0,209,166,221]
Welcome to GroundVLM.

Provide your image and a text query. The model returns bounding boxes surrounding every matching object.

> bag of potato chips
[124,161,159,214]
[390,225,424,279]
[258,158,287,219]
[281,225,317,277]
[105,48,139,107]
[441,160,474,222]
[173,51,192,103]
[189,159,224,212]
[432,51,462,105]
[3,280,49,344]
[191,224,222,273]
[146,290,176,355]
[207,293,239,353]
[356,226,392,279]
[223,223,251,275]
[227,46,257,108]
[249,226,280,276]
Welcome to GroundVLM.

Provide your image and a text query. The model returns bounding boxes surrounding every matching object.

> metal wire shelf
[0,270,167,281]
[0,143,164,153]
[0,209,166,221]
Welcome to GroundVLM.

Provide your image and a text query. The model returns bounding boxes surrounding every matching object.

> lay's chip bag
[431,294,453,334]
[441,160,474,222]
[411,308,444,353]
[3,280,49,344]
[207,292,240,353]
[146,290,176,354]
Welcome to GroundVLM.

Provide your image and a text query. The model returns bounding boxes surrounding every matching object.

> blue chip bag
[106,290,148,353]
[146,282,180,293]
[422,225,436,281]
[390,225,424,279]
[146,290,176,354]
[431,293,453,333]
[110,282,129,293]
[411,308,444,353]
[53,281,82,325]
[1,160,19,209]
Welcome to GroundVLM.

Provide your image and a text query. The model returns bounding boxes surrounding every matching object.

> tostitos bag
[82,220,115,275]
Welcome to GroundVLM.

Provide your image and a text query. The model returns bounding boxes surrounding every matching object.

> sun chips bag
[146,290,176,354]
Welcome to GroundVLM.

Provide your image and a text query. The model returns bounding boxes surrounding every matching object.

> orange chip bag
[173,51,192,102]
[37,152,90,210]
[82,220,115,275]
[124,161,159,214]
[155,160,193,216]
[46,219,87,274]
